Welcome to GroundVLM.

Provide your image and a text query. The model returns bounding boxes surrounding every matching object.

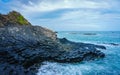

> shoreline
[0,25,106,75]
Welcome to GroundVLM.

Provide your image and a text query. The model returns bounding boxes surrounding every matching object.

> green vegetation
[8,11,30,25]
[17,15,29,25]
[0,11,31,26]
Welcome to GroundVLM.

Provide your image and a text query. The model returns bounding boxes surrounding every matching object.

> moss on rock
[0,11,31,26]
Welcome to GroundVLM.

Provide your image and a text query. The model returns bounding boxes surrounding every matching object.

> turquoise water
[37,31,120,75]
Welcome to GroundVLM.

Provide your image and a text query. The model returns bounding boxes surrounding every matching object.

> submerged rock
[83,33,97,35]
[103,43,120,46]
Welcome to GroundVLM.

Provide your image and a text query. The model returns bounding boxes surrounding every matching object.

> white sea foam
[37,31,120,75]
[37,61,108,75]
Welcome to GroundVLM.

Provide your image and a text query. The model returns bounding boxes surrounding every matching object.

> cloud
[0,0,120,31]
[14,0,111,14]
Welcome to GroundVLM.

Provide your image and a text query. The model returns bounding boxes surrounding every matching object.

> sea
[37,31,120,75]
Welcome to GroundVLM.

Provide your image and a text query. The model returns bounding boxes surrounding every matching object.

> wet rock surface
[0,26,106,75]
[103,43,120,46]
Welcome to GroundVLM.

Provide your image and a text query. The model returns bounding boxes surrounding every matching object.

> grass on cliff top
[8,11,31,25]
[17,15,29,25]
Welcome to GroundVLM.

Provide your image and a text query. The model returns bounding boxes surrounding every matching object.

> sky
[0,0,120,31]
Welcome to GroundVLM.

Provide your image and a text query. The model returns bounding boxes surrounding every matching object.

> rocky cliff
[0,11,106,75]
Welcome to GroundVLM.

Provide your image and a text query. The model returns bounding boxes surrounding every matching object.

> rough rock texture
[0,11,106,75]
[0,11,31,26]
[0,26,106,75]
[55,38,105,62]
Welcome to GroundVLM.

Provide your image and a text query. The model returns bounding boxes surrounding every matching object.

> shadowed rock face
[0,11,106,75]
[0,25,60,75]
[0,26,106,75]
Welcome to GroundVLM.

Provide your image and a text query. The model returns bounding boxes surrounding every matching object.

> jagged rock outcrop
[0,11,31,26]
[0,26,106,75]
[0,11,106,75]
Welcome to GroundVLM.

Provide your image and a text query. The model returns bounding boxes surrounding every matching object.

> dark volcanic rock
[0,26,106,75]
[0,11,106,75]
[55,38,105,62]
[0,25,60,74]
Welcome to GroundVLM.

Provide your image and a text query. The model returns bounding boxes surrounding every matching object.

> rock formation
[0,11,106,75]
[0,11,31,26]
